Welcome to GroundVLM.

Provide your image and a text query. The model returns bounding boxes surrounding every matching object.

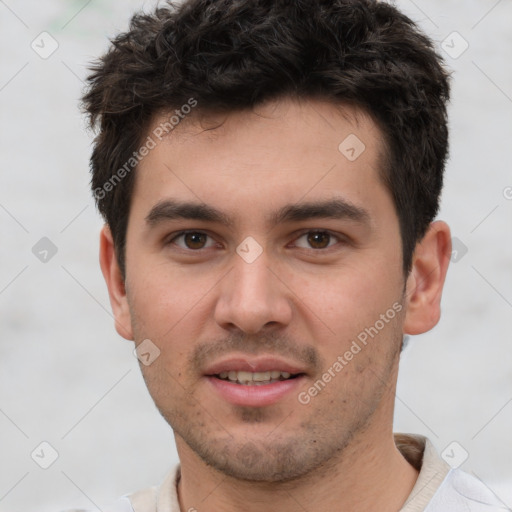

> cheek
[295,258,401,333]
[128,265,186,333]
[127,261,223,346]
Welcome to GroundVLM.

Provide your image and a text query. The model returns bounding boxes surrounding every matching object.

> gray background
[0,1,511,511]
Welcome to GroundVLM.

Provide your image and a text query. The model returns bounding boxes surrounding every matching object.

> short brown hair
[82,0,450,277]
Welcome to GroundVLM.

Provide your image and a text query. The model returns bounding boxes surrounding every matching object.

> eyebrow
[145,198,370,229]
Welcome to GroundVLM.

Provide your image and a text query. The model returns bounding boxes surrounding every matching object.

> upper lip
[204,356,307,376]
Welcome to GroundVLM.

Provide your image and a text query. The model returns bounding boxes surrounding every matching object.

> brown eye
[183,232,208,249]
[293,230,340,250]
[170,231,215,250]
[306,231,332,249]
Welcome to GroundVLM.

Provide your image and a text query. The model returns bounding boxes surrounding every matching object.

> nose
[214,250,293,335]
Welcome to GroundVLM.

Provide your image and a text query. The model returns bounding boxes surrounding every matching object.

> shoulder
[92,465,179,512]
[426,469,511,511]
[102,496,137,512]
[60,480,159,512]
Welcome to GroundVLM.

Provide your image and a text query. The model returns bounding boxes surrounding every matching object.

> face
[116,98,410,482]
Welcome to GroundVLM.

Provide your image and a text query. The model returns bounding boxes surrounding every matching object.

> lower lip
[206,375,305,407]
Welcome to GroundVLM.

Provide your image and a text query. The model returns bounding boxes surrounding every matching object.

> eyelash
[166,229,346,252]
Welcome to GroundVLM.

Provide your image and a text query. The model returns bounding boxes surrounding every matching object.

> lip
[203,356,307,376]
[203,355,308,407]
[206,374,306,407]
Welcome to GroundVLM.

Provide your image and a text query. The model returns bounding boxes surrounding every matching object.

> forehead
[152,97,384,156]
[132,97,389,222]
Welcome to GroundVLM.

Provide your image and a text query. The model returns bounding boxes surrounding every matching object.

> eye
[169,231,217,250]
[293,230,341,250]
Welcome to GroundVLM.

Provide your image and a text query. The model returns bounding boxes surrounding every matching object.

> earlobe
[403,221,452,335]
[99,225,134,340]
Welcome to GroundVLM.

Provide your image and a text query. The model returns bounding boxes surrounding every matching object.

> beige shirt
[121,433,452,512]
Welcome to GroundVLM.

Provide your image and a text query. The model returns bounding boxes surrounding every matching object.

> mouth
[203,356,308,406]
[212,370,305,386]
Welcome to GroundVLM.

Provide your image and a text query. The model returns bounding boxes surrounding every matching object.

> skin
[100,97,451,512]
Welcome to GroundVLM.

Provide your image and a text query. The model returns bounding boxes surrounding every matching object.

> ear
[99,225,134,340]
[403,221,452,335]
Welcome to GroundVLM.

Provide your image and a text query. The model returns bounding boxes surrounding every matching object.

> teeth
[252,371,272,381]
[216,370,295,385]
[238,370,254,382]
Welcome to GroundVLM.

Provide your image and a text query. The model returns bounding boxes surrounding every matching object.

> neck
[176,426,419,512]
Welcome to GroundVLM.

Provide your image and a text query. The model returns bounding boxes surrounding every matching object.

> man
[80,0,508,510]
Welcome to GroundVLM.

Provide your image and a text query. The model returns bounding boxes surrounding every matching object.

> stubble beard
[131,291,405,484]
[153,337,401,484]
